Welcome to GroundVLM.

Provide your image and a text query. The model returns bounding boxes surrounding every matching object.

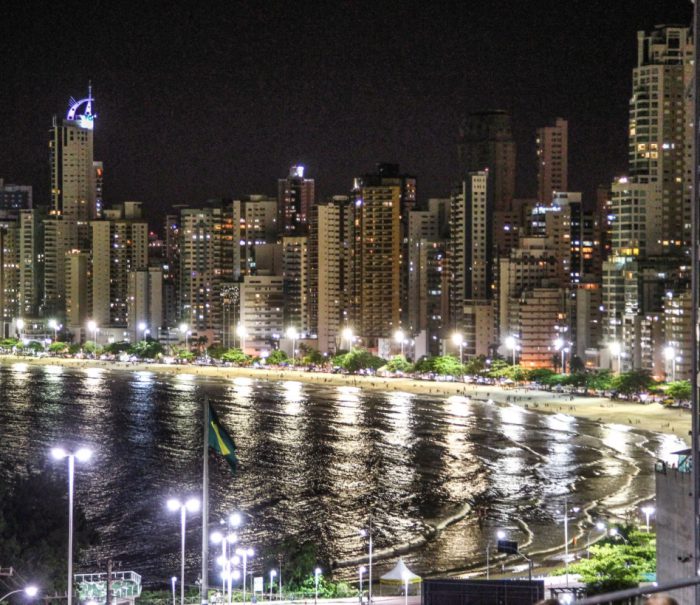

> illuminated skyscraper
[278,165,315,236]
[44,86,102,317]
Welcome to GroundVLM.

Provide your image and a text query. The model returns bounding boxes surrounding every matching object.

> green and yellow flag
[208,403,237,472]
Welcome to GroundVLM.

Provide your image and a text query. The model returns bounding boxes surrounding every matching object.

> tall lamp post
[609,341,622,374]
[269,570,276,602]
[167,497,200,605]
[641,505,655,533]
[664,346,676,382]
[235,548,254,604]
[51,447,92,605]
[359,565,366,602]
[237,324,247,353]
[314,568,321,605]
[286,327,298,365]
[394,329,405,357]
[587,521,606,558]
[359,525,373,604]
[48,319,60,342]
[402,570,409,605]
[342,327,354,352]
[0,586,39,603]
[452,333,464,366]
[179,323,189,349]
[559,498,580,586]
[171,577,177,605]
[505,335,517,365]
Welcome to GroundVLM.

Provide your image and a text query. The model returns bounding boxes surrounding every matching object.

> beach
[5,354,691,444]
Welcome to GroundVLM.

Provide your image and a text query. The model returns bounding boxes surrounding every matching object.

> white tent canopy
[379,558,422,584]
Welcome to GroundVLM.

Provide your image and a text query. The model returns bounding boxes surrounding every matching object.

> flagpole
[202,398,210,605]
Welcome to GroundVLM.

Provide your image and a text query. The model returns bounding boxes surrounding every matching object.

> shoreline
[4,354,691,444]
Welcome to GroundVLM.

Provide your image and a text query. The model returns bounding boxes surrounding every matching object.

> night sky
[0,0,694,226]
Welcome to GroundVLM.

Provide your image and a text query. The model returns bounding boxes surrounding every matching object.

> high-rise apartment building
[91,202,149,331]
[0,180,32,213]
[536,118,568,202]
[45,87,102,317]
[601,24,693,372]
[350,164,415,342]
[316,196,353,354]
[278,165,315,236]
[232,196,278,279]
[457,110,516,211]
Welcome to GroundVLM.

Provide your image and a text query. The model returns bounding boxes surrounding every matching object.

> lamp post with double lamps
[51,447,92,605]
[167,497,200,605]
[641,505,655,532]
[235,548,254,603]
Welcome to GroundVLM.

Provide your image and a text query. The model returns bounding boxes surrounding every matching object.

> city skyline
[0,1,694,222]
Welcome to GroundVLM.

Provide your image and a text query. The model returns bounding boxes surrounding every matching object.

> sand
[4,354,691,444]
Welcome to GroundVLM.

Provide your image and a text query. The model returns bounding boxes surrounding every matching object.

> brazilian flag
[208,403,237,472]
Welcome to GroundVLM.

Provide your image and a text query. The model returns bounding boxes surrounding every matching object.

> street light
[394,329,405,357]
[235,547,254,604]
[48,319,60,342]
[237,324,247,353]
[171,577,177,605]
[609,527,629,543]
[342,327,354,351]
[641,505,655,533]
[505,335,517,365]
[0,586,39,603]
[286,327,298,365]
[554,337,565,372]
[452,332,464,366]
[609,341,622,373]
[664,346,676,382]
[587,521,607,558]
[314,568,321,605]
[269,569,277,602]
[179,323,189,349]
[167,497,200,605]
[558,499,580,586]
[402,570,409,605]
[51,447,92,605]
[359,565,366,602]
[359,526,373,604]
[87,320,98,348]
[16,318,24,341]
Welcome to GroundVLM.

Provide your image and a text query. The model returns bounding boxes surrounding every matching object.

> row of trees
[557,525,655,595]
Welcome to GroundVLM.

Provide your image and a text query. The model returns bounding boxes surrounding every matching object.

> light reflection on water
[0,365,677,586]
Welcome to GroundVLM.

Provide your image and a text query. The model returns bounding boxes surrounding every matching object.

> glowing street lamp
[237,324,247,353]
[314,568,322,605]
[558,498,580,586]
[587,521,606,558]
[609,341,622,373]
[341,327,354,351]
[641,505,655,532]
[51,447,92,605]
[402,570,409,605]
[664,346,676,382]
[179,323,190,349]
[452,332,464,366]
[0,586,39,603]
[286,327,298,365]
[269,569,277,602]
[167,497,200,605]
[235,547,254,604]
[87,320,98,347]
[171,577,177,605]
[48,319,61,342]
[16,318,24,340]
[505,335,518,365]
[394,329,406,356]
